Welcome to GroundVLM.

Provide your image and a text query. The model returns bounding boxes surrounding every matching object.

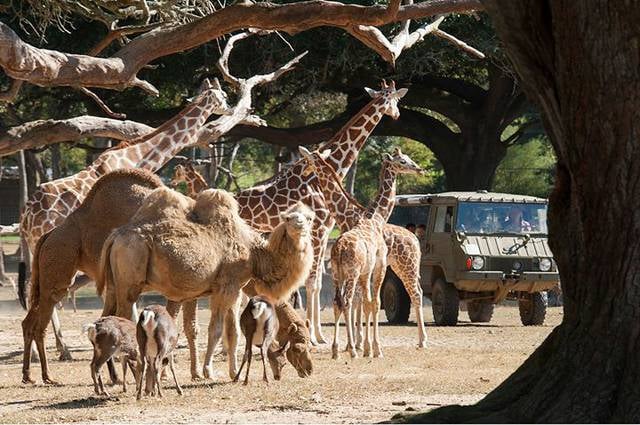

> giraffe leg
[314,240,328,344]
[343,281,357,359]
[371,259,386,358]
[353,289,363,351]
[360,274,374,358]
[331,288,342,360]
[412,288,427,348]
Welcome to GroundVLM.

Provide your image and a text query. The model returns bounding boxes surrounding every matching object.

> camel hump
[132,187,193,222]
[191,188,240,225]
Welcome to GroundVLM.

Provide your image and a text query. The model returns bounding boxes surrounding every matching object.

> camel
[98,188,315,379]
[21,169,164,384]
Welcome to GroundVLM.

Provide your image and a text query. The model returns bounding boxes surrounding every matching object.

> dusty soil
[0,284,561,424]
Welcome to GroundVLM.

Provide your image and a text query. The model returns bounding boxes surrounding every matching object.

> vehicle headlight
[539,258,552,271]
[472,256,484,270]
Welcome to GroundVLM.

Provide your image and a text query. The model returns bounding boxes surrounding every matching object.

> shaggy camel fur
[21,169,163,384]
[99,188,315,379]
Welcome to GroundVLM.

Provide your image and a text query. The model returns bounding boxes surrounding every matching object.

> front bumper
[454,270,559,293]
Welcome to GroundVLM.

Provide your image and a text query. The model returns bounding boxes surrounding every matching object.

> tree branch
[77,87,127,119]
[0,116,153,157]
[0,0,482,94]
[0,79,23,103]
[433,28,485,58]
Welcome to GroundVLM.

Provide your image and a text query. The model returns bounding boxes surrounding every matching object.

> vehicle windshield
[455,202,548,235]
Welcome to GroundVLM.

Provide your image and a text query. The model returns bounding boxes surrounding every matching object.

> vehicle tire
[382,274,410,324]
[467,301,494,323]
[432,278,459,326]
[519,292,548,326]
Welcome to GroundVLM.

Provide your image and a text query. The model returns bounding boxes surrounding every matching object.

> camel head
[298,146,331,177]
[280,202,315,240]
[383,147,425,176]
[364,80,408,120]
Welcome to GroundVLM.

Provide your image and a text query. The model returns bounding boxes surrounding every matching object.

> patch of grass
[1,235,19,244]
[329,227,340,240]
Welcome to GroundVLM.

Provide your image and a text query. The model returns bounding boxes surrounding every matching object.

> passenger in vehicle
[406,223,416,233]
[416,224,426,239]
[503,207,532,232]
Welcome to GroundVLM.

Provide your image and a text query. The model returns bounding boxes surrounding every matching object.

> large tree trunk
[440,132,506,190]
[399,1,640,423]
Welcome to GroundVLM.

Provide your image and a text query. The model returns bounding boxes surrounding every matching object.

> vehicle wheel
[383,274,410,324]
[432,278,459,326]
[467,301,494,323]
[519,292,548,326]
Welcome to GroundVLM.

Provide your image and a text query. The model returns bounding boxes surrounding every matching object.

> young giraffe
[299,147,428,349]
[236,81,408,346]
[18,78,230,361]
[299,147,414,359]
[170,162,208,195]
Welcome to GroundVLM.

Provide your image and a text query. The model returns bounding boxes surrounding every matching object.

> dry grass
[0,285,561,424]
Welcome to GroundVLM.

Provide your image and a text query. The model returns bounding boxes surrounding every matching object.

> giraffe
[236,81,408,346]
[299,146,428,348]
[170,162,208,196]
[298,147,413,359]
[18,78,230,361]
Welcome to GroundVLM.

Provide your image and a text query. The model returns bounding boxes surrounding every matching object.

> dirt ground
[0,281,562,424]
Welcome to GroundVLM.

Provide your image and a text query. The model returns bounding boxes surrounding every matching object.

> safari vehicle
[382,191,559,326]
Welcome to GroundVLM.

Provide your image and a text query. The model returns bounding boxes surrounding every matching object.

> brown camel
[21,169,164,384]
[98,188,315,379]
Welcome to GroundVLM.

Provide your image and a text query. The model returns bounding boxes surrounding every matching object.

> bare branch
[433,28,485,58]
[0,1,482,93]
[0,79,23,103]
[88,22,162,56]
[77,87,127,119]
[0,116,153,157]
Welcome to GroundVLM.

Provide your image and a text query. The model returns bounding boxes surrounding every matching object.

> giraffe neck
[101,96,221,173]
[311,158,366,231]
[368,162,399,227]
[320,97,386,178]
[188,174,208,196]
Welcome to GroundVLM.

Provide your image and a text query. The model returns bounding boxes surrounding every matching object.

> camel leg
[176,299,202,380]
[224,297,241,379]
[203,302,224,380]
[234,337,251,383]
[51,308,72,361]
[169,354,183,395]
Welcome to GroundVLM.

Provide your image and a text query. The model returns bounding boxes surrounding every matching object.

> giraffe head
[188,78,230,115]
[383,147,425,176]
[298,146,331,177]
[170,163,190,188]
[364,80,408,120]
